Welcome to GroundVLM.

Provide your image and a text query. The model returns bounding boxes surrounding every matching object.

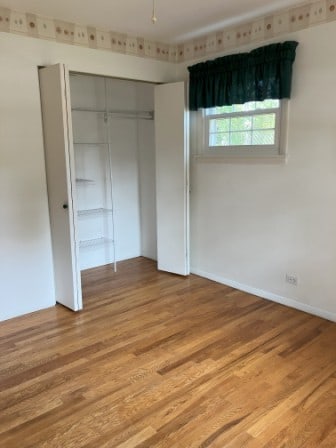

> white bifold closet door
[39,64,82,311]
[155,82,190,276]
[39,65,189,313]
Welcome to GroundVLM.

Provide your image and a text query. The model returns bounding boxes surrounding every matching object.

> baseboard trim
[191,268,336,323]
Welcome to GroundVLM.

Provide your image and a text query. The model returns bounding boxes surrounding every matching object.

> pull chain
[152,0,157,24]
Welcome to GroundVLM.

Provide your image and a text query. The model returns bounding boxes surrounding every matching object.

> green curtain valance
[188,41,298,111]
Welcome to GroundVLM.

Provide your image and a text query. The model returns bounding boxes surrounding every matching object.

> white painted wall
[179,22,336,321]
[3,20,336,323]
[0,32,176,321]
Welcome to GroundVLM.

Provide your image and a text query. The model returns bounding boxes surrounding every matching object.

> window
[198,99,286,159]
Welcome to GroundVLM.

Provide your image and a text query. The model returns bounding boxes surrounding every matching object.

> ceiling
[1,0,308,43]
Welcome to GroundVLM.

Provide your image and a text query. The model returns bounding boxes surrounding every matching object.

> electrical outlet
[286,273,298,286]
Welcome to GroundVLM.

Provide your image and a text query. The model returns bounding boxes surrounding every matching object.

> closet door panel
[109,118,141,261]
[137,82,157,260]
[39,64,82,311]
[155,82,190,276]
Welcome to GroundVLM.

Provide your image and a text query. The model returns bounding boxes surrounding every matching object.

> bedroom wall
[0,31,176,321]
[177,21,336,321]
[2,18,336,323]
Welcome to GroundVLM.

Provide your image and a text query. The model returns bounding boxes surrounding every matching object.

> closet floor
[1,257,336,447]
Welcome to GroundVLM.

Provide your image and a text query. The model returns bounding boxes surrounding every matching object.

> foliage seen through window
[205,99,280,150]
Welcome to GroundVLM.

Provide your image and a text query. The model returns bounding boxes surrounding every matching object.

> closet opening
[69,72,157,275]
[39,64,189,312]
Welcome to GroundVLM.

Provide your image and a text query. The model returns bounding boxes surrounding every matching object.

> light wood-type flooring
[1,257,336,447]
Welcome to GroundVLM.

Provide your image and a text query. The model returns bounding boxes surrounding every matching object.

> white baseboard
[191,268,336,323]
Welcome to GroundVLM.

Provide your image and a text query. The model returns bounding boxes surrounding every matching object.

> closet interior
[69,73,157,271]
[39,64,188,311]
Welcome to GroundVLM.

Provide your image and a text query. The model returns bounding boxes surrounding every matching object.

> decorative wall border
[0,6,178,62]
[179,0,336,62]
[0,0,335,63]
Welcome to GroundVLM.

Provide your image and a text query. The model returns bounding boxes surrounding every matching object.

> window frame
[193,99,288,161]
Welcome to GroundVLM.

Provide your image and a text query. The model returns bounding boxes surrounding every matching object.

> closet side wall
[106,79,141,262]
[137,83,157,260]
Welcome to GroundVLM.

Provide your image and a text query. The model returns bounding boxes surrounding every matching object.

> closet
[69,73,156,271]
[39,64,189,312]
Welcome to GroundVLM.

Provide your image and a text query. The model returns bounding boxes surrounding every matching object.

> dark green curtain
[188,41,298,111]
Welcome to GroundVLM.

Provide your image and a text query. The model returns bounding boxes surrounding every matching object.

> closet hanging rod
[109,112,154,121]
[71,108,154,119]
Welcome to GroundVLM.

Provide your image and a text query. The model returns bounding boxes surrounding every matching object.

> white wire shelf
[76,178,95,185]
[71,108,154,120]
[72,108,106,113]
[73,142,108,145]
[78,208,112,216]
[79,237,114,248]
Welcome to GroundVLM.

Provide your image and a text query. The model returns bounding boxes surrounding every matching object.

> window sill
[193,153,287,164]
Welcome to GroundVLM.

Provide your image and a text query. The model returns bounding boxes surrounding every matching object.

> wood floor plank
[1,257,336,447]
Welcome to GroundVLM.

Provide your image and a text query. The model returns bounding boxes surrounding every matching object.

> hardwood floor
[1,257,336,447]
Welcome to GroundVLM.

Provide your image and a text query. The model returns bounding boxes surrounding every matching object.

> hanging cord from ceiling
[152,0,157,24]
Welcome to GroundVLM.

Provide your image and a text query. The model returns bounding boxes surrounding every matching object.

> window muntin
[204,99,281,154]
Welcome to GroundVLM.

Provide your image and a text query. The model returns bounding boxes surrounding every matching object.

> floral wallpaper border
[0,0,335,63]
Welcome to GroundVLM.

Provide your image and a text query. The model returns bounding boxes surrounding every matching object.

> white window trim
[191,99,289,163]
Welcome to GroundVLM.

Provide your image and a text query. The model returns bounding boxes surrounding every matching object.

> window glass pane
[231,116,252,131]
[221,102,254,113]
[209,132,230,146]
[230,132,252,146]
[204,99,281,153]
[252,130,275,145]
[218,105,233,114]
[209,118,230,133]
[255,99,279,109]
[232,104,245,113]
[206,105,233,115]
[253,113,275,129]
[206,99,279,115]
[233,102,256,112]
[206,107,215,115]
